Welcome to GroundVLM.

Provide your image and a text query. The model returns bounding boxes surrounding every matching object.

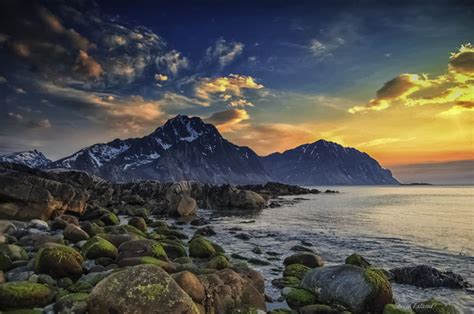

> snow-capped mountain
[261,140,399,185]
[0,150,51,168]
[48,115,272,184]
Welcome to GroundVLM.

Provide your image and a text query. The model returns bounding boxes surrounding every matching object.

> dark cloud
[449,43,474,74]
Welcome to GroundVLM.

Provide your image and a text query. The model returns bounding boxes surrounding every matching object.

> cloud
[348,44,474,114]
[308,39,331,58]
[205,108,249,132]
[8,112,23,121]
[74,50,103,79]
[154,73,168,82]
[155,50,189,76]
[229,99,254,107]
[205,38,244,68]
[8,112,51,129]
[357,137,417,148]
[0,76,7,84]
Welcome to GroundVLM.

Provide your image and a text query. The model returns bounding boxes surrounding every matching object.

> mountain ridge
[2,115,399,185]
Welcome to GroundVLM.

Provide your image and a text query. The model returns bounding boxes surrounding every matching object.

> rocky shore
[0,162,469,313]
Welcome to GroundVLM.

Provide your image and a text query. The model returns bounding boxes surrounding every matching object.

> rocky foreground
[0,162,469,313]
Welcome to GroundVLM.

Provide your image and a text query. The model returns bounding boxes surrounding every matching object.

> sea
[187,186,474,312]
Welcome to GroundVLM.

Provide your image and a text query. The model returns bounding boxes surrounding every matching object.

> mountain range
[0,115,399,185]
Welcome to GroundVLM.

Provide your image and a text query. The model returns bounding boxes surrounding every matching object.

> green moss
[159,242,187,259]
[156,228,188,240]
[363,267,394,312]
[34,245,84,279]
[0,251,13,271]
[0,244,28,261]
[105,224,147,237]
[57,292,89,303]
[300,304,347,313]
[149,220,169,229]
[345,253,371,268]
[188,236,217,258]
[100,212,120,226]
[207,255,231,270]
[412,299,459,314]
[81,236,118,260]
[283,264,310,280]
[128,217,147,232]
[174,256,193,264]
[384,304,414,314]
[271,276,301,288]
[67,281,93,293]
[139,256,171,268]
[0,282,55,309]
[84,223,105,237]
[284,288,317,309]
[151,243,168,260]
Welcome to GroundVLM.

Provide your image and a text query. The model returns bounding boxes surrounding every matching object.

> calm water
[188,186,474,312]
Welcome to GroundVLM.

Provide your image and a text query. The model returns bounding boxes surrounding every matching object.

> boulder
[283,264,311,280]
[284,253,324,268]
[82,236,118,260]
[63,224,89,243]
[116,239,168,261]
[0,164,89,220]
[117,256,177,273]
[346,253,371,268]
[389,265,470,289]
[0,282,56,310]
[229,189,266,210]
[189,236,219,258]
[300,265,393,313]
[128,217,147,233]
[34,244,84,278]
[172,271,206,303]
[0,244,28,261]
[87,264,200,313]
[199,268,266,312]
[165,182,198,217]
[411,298,459,314]
[282,287,317,310]
[54,292,89,314]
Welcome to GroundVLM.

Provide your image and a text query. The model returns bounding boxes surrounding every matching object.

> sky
[0,0,473,184]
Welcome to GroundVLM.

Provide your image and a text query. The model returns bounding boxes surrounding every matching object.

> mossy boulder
[81,236,118,260]
[99,212,120,226]
[384,304,414,314]
[0,252,13,272]
[189,236,217,258]
[207,255,231,270]
[104,224,147,238]
[346,253,371,268]
[0,244,28,261]
[283,263,311,280]
[116,239,168,262]
[128,217,147,233]
[283,253,324,268]
[159,241,187,259]
[271,276,301,288]
[412,299,459,314]
[81,222,104,237]
[87,264,200,313]
[301,264,393,313]
[282,287,317,310]
[34,244,84,279]
[0,282,56,309]
[117,256,177,273]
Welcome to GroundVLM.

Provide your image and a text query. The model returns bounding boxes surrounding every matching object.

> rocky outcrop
[389,265,471,289]
[300,265,394,313]
[238,182,321,198]
[0,163,89,220]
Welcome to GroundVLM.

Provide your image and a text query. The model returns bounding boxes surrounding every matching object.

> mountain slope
[0,150,51,168]
[48,115,272,184]
[261,140,399,185]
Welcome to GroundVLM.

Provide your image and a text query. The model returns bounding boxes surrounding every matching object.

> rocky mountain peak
[0,149,52,168]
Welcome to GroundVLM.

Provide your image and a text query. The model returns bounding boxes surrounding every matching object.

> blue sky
[0,0,473,183]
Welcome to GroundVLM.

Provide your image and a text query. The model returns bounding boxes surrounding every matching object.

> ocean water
[190,186,474,312]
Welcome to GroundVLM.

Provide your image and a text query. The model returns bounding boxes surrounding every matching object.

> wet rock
[29,219,49,230]
[283,264,311,280]
[231,253,248,260]
[189,236,221,258]
[0,252,12,271]
[0,282,56,309]
[34,244,84,278]
[411,298,459,314]
[54,292,89,314]
[284,253,324,268]
[81,236,118,260]
[300,265,393,313]
[63,224,89,243]
[282,287,317,310]
[159,241,187,259]
[383,304,415,314]
[290,245,314,253]
[0,244,28,261]
[117,256,176,273]
[237,182,320,198]
[99,212,119,226]
[272,276,301,288]
[88,264,200,313]
[117,239,168,261]
[248,258,271,266]
[190,217,209,226]
[195,226,216,236]
[94,233,139,248]
[207,255,231,270]
[389,265,471,289]
[345,253,371,269]
[252,247,263,254]
[172,270,206,302]
[235,233,251,240]
[128,217,147,233]
[300,304,349,313]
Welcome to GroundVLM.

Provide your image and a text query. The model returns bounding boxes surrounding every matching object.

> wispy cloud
[205,38,244,68]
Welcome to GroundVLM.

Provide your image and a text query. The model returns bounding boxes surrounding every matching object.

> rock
[283,264,311,280]
[94,233,139,247]
[290,245,314,253]
[195,226,216,236]
[117,256,176,273]
[54,292,89,314]
[117,239,168,261]
[247,258,271,266]
[272,276,301,288]
[199,268,266,312]
[190,217,208,226]
[207,255,231,270]
[235,233,251,240]
[81,236,118,260]
[0,252,12,271]
[87,264,200,313]
[231,253,248,260]
[104,224,147,238]
[172,271,206,303]
[0,282,55,309]
[63,224,90,243]
[165,183,198,217]
[346,253,371,269]
[300,304,349,313]
[411,298,459,314]
[300,265,393,313]
[282,287,317,310]
[28,219,49,230]
[384,304,414,314]
[34,244,84,278]
[189,236,218,258]
[389,265,471,289]
[252,247,263,254]
[99,212,119,226]
[159,241,187,259]
[284,253,324,268]
[0,164,89,220]
[229,189,266,210]
[0,244,28,261]
[176,195,197,217]
[128,217,147,233]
